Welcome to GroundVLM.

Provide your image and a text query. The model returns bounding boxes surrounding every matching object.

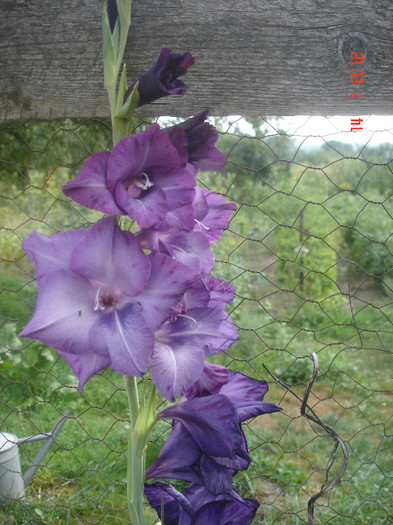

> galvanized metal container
[0,432,25,499]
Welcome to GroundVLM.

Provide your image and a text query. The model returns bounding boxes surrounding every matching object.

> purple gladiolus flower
[137,187,236,274]
[63,125,196,229]
[19,217,197,391]
[166,110,227,171]
[192,187,237,242]
[145,481,259,525]
[146,394,245,493]
[151,277,238,401]
[124,47,195,106]
[146,367,281,492]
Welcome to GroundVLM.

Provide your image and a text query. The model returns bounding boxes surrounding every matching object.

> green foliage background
[0,117,392,524]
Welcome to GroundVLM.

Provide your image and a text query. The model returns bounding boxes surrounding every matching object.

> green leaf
[114,82,139,120]
[134,384,156,455]
[102,3,117,90]
[116,63,128,112]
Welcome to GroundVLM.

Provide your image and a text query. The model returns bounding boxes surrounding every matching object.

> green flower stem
[124,376,156,524]
[125,375,139,431]
[124,376,143,524]
[112,117,130,146]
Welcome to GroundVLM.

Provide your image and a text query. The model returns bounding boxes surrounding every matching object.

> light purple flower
[138,227,215,275]
[192,187,237,242]
[145,481,259,525]
[63,125,196,229]
[137,186,236,275]
[124,48,195,107]
[150,277,238,401]
[166,110,227,171]
[19,218,197,391]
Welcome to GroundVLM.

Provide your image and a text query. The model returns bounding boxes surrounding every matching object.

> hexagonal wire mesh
[0,115,392,524]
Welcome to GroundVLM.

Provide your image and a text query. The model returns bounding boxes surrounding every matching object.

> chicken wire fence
[0,115,392,524]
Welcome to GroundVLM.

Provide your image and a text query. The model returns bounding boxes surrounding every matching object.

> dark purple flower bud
[106,0,119,34]
[185,363,282,422]
[146,395,245,493]
[167,111,227,171]
[124,48,195,106]
[145,481,259,525]
[146,367,281,492]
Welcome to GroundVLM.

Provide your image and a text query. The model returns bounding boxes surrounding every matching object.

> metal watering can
[0,411,70,499]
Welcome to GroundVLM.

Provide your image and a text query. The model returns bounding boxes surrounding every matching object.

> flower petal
[151,340,205,401]
[115,182,168,228]
[221,370,282,421]
[70,217,150,297]
[184,362,229,400]
[107,125,181,192]
[58,349,110,393]
[19,270,96,355]
[90,304,155,376]
[137,252,198,331]
[158,394,242,458]
[63,152,124,215]
[197,189,237,242]
[204,276,235,308]
[22,229,86,280]
[145,421,201,484]
[164,231,215,274]
[184,484,259,525]
[150,166,196,210]
[144,481,194,525]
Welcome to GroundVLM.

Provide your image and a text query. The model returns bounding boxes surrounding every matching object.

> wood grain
[0,0,392,119]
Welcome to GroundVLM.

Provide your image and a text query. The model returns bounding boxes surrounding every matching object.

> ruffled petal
[164,231,215,274]
[221,370,282,421]
[144,481,193,525]
[63,151,123,214]
[151,166,196,210]
[184,362,229,400]
[158,394,242,458]
[184,484,259,525]
[145,421,201,484]
[115,182,168,228]
[198,189,237,242]
[107,124,181,192]
[22,229,86,280]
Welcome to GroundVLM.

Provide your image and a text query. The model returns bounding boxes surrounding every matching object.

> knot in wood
[339,33,367,64]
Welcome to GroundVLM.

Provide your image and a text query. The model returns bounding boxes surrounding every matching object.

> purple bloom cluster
[19,47,281,523]
[145,363,282,523]
[21,51,238,401]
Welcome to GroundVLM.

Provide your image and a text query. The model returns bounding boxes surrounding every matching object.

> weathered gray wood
[0,0,392,119]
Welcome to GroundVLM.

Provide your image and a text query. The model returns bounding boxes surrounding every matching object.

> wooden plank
[0,0,392,119]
